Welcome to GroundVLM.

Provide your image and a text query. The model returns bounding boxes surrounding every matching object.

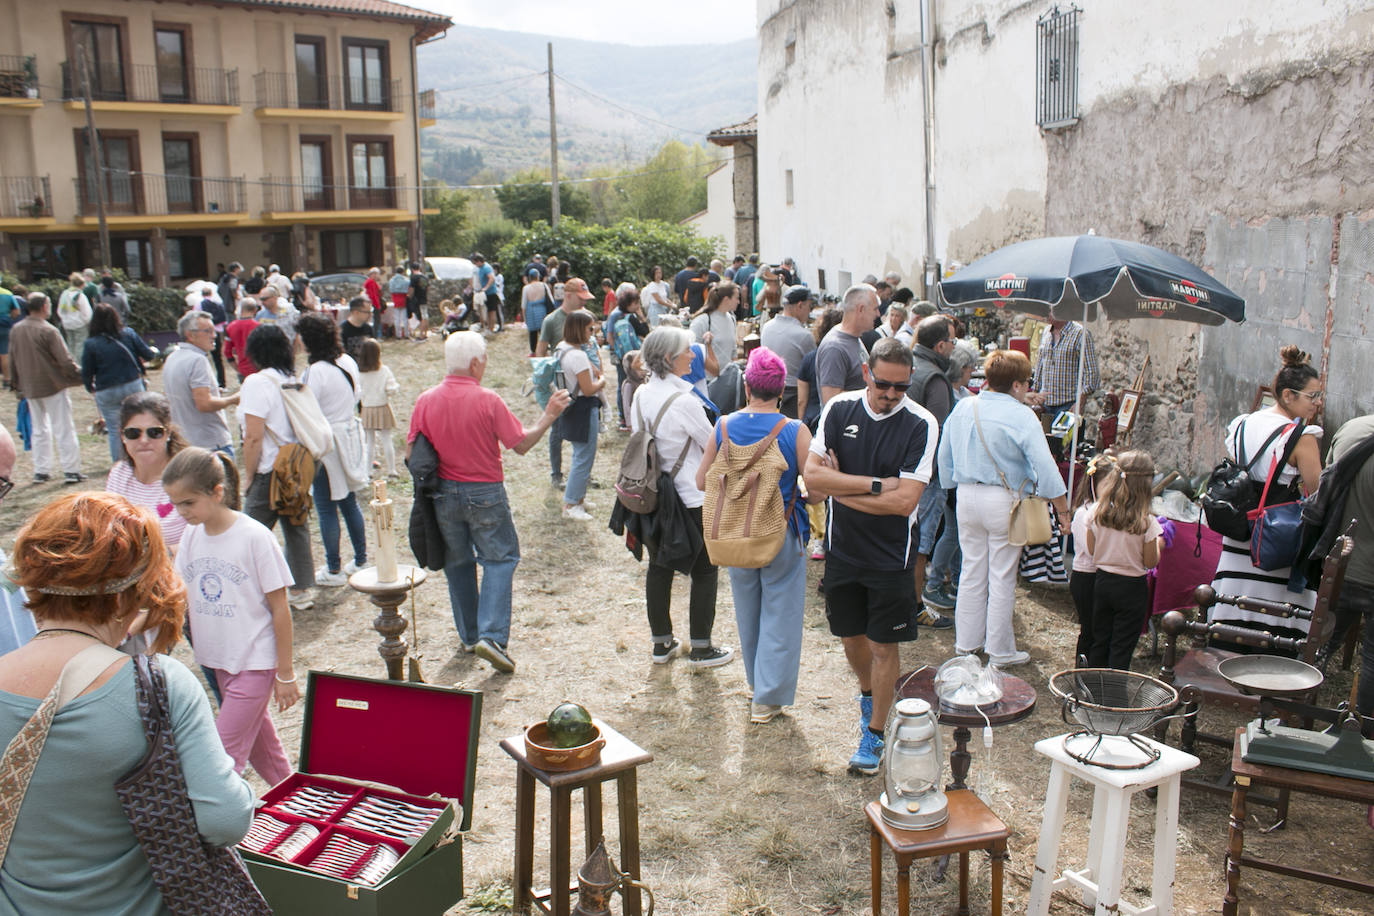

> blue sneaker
[849,729,885,776]
[858,695,873,733]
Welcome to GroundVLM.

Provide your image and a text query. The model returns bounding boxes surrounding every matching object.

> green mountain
[417,27,757,182]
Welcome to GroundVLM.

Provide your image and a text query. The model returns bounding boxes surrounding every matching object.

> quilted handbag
[114,655,272,916]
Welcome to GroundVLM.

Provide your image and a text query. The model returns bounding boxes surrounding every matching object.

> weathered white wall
[683,160,735,258]
[756,0,927,294]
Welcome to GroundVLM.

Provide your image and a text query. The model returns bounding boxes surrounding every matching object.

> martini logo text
[984,275,1027,298]
[1168,280,1210,304]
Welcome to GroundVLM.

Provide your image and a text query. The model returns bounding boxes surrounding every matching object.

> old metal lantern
[879,698,948,830]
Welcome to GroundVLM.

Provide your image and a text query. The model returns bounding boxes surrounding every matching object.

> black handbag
[114,655,272,916]
[1200,418,1298,540]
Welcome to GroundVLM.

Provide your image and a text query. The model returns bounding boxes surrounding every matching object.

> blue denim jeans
[563,405,599,505]
[312,465,367,573]
[728,533,807,706]
[915,478,945,556]
[928,495,961,588]
[94,378,146,462]
[433,479,520,646]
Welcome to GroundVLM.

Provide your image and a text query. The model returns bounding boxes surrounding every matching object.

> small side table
[1224,731,1374,915]
[866,792,1009,916]
[1027,733,1199,916]
[897,667,1037,790]
[500,721,652,916]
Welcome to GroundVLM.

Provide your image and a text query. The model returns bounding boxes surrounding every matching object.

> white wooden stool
[1026,733,1199,916]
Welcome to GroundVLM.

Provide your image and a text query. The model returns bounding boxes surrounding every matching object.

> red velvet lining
[300,673,477,804]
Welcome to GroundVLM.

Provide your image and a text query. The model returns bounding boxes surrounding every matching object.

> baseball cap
[784,287,814,305]
[563,278,593,301]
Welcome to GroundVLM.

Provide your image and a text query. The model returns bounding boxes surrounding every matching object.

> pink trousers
[212,668,292,787]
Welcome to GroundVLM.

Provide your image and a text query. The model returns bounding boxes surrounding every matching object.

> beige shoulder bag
[972,400,1054,546]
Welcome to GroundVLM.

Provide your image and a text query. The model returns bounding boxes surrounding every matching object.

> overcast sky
[424,0,757,45]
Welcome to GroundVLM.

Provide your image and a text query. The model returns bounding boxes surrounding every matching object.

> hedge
[2,271,185,337]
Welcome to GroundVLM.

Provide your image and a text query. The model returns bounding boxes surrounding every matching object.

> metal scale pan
[1218,655,1374,781]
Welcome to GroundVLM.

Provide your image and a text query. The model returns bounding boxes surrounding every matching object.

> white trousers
[953,483,1021,658]
[365,428,397,476]
[29,390,82,475]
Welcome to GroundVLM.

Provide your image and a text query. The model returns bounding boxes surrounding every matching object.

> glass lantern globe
[879,698,949,830]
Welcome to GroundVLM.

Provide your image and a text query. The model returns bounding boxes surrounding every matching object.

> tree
[422,186,469,256]
[494,169,592,225]
[622,141,714,224]
[496,217,714,311]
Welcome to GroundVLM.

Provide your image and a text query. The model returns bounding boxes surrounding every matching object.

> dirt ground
[3,326,1371,915]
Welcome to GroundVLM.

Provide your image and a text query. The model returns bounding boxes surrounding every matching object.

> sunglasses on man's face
[872,379,911,393]
[123,426,167,441]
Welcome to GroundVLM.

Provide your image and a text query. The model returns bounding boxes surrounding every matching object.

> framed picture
[1252,385,1277,412]
[1118,390,1142,434]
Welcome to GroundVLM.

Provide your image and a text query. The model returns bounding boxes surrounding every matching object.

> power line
[430,70,546,95]
[551,73,707,136]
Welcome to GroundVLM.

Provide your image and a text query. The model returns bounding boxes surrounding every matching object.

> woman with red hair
[0,492,252,912]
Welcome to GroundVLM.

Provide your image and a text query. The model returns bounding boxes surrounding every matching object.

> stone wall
[1044,54,1374,473]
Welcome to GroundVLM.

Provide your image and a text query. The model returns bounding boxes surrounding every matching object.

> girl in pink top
[1069,455,1113,666]
[1085,450,1163,670]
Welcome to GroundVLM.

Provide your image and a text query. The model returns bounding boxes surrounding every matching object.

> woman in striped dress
[1208,346,1324,652]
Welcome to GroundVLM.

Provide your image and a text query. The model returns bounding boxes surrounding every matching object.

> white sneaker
[342,560,364,576]
[315,567,348,587]
[563,504,593,521]
[989,650,1031,668]
[288,591,314,611]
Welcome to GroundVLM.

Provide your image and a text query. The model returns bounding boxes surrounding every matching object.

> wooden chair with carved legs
[1154,533,1353,824]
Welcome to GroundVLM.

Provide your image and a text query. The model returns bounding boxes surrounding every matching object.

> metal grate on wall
[1036,5,1080,130]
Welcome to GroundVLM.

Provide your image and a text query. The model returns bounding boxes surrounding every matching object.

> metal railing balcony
[61,61,239,106]
[1,177,52,219]
[72,173,246,217]
[0,55,38,99]
[253,72,402,113]
[419,88,436,121]
[260,174,407,212]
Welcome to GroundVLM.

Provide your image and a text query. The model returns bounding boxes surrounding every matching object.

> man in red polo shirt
[408,330,569,674]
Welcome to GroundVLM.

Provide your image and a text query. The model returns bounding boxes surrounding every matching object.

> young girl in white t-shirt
[1085,449,1164,671]
[1069,454,1113,666]
[164,446,301,787]
[357,338,400,477]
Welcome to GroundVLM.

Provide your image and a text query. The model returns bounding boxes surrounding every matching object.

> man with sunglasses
[163,310,238,456]
[804,337,938,775]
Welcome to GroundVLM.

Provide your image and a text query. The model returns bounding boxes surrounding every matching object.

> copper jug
[572,840,654,916]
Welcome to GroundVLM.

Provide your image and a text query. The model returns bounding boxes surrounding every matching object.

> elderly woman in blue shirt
[936,349,1069,667]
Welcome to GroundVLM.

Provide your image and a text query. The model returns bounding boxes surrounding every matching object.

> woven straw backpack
[702,415,797,568]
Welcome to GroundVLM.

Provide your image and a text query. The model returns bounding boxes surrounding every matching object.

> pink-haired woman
[695,347,819,724]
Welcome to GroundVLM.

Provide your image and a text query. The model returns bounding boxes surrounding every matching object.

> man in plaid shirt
[1028,317,1099,417]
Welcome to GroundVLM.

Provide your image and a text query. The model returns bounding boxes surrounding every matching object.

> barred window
[1036,5,1080,130]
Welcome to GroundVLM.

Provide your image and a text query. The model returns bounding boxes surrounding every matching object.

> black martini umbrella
[937,235,1245,326]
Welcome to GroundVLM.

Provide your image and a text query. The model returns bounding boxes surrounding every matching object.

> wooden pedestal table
[896,667,1038,791]
[348,565,426,681]
[866,793,1009,916]
[1223,731,1374,916]
[501,722,652,916]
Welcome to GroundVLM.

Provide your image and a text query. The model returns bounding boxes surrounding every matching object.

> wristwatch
[870,477,883,495]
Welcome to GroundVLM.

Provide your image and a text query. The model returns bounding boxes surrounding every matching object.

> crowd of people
[1,241,1372,907]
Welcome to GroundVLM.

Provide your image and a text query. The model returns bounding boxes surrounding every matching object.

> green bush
[1,270,185,336]
[496,218,719,312]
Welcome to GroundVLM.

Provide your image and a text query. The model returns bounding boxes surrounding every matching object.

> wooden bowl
[524,721,604,772]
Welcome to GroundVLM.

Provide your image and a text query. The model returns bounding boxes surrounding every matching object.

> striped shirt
[105,460,188,551]
[1032,321,1099,407]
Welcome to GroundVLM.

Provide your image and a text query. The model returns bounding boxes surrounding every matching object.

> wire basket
[1049,668,1179,736]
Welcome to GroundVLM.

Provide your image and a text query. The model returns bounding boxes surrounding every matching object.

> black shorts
[407,299,423,319]
[822,556,918,643]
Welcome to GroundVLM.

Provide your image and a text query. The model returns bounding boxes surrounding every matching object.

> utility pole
[547,42,560,227]
[77,45,111,269]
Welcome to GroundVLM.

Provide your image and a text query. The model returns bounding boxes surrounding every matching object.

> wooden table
[867,793,1008,916]
[1224,731,1374,915]
[501,722,652,916]
[897,667,1037,790]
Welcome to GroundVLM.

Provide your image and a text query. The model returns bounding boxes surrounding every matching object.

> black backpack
[1200,417,1300,541]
